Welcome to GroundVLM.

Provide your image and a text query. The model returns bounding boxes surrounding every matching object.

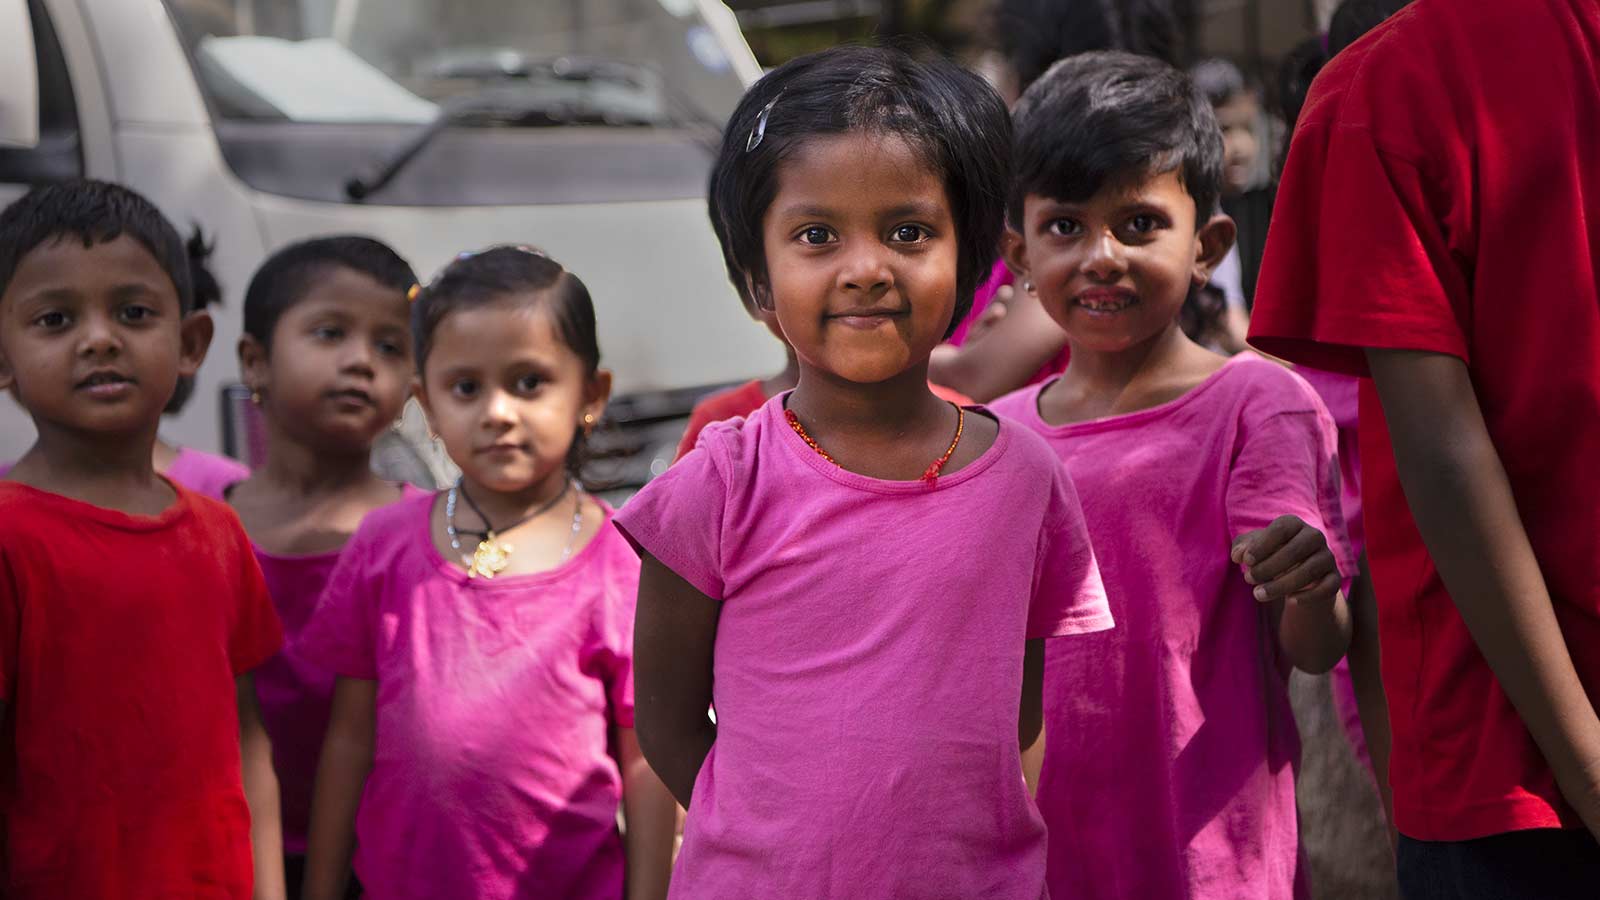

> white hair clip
[746,93,783,152]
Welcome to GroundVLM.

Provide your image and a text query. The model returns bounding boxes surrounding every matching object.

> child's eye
[515,373,544,394]
[376,339,406,358]
[32,310,70,330]
[312,326,344,342]
[1046,218,1081,237]
[797,226,835,246]
[1127,214,1163,234]
[450,380,478,399]
[119,305,156,324]
[890,224,930,243]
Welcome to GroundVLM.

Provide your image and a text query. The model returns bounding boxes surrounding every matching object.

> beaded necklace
[445,478,583,579]
[785,403,965,485]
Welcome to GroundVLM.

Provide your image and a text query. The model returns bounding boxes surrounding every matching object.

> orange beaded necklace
[785,403,966,485]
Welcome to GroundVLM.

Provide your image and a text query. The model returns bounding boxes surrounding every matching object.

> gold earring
[1022,279,1035,294]
[582,413,596,435]
[249,389,262,406]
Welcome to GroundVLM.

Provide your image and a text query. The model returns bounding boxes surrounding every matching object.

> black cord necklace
[446,477,575,578]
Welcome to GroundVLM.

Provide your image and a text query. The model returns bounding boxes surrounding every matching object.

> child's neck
[1048,323,1227,424]
[15,420,172,514]
[258,424,382,498]
[788,360,943,441]
[761,348,802,399]
[459,466,573,530]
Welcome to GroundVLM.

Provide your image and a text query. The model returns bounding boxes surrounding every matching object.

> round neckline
[418,489,615,588]
[1026,354,1249,434]
[0,475,191,532]
[773,391,1010,495]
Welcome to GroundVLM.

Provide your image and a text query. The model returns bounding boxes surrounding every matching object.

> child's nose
[1081,230,1129,279]
[836,243,894,294]
[482,389,517,425]
[76,313,122,357]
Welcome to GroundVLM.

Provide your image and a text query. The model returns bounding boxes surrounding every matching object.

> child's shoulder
[1212,354,1328,419]
[987,383,1046,427]
[349,487,434,546]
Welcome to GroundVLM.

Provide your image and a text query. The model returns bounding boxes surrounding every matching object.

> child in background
[300,247,676,900]
[990,53,1352,900]
[225,236,421,896]
[0,226,250,493]
[621,46,1115,899]
[1251,0,1600,894]
[0,180,285,898]
[1188,57,1257,351]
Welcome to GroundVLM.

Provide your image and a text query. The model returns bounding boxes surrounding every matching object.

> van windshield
[164,0,749,127]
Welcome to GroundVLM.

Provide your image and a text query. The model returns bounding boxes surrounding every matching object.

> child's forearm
[619,728,677,900]
[638,715,715,809]
[303,678,376,900]
[237,676,287,900]
[1345,553,1396,844]
[1276,589,1351,674]
[1368,348,1600,836]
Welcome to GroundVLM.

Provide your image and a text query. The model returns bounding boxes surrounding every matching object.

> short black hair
[242,235,417,350]
[1189,57,1247,109]
[165,226,224,415]
[707,45,1011,339]
[412,246,601,480]
[992,0,1187,94]
[0,179,192,313]
[1010,51,1223,230]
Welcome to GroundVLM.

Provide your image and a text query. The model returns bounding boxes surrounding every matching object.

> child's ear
[0,346,13,393]
[745,274,775,312]
[410,375,432,422]
[1191,213,1238,287]
[582,369,614,427]
[236,331,269,396]
[1000,226,1030,286]
[177,310,214,379]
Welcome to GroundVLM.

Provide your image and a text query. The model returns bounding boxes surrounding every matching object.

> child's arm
[1367,348,1600,839]
[928,287,1067,402]
[1231,515,1352,673]
[1345,552,1396,843]
[633,553,720,808]
[618,726,677,900]
[238,674,287,900]
[1019,638,1045,750]
[303,676,377,900]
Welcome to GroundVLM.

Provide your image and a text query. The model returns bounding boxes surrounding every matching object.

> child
[225,236,421,896]
[1250,0,1600,894]
[618,46,1116,899]
[989,52,1353,900]
[0,226,250,494]
[299,247,677,900]
[0,180,285,897]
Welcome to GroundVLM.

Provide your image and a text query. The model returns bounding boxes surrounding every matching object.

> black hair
[1189,57,1247,109]
[707,45,1012,340]
[1274,0,1410,165]
[0,179,193,313]
[412,246,601,480]
[1010,51,1223,230]
[242,235,417,350]
[992,0,1188,94]
[164,226,223,414]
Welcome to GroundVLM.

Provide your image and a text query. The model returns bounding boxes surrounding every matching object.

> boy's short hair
[1009,51,1224,230]
[708,45,1011,337]
[0,180,192,312]
[242,236,417,350]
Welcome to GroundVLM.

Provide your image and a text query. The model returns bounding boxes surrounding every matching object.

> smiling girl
[615,47,1111,899]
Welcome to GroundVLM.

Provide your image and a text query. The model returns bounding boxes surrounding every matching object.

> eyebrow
[773,201,947,221]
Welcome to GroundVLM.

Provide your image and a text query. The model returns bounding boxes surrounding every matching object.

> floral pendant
[467,536,513,579]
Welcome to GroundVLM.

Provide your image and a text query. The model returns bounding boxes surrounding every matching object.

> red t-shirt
[1248,0,1600,842]
[0,481,283,897]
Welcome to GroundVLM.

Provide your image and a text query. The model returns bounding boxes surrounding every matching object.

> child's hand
[1230,515,1340,606]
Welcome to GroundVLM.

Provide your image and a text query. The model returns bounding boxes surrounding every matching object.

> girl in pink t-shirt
[616,47,1113,899]
[299,247,676,900]
[990,53,1354,899]
[222,236,422,897]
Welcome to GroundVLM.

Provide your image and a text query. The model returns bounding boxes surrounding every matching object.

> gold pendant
[467,536,513,579]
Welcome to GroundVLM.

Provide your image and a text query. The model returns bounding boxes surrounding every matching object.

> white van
[0,0,779,483]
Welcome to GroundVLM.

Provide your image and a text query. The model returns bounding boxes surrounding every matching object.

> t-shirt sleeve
[1249,120,1471,376]
[1225,406,1357,582]
[612,441,729,601]
[229,529,284,675]
[1030,466,1113,640]
[298,525,382,680]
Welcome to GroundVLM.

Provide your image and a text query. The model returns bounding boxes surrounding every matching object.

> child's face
[1215,92,1261,196]
[1005,170,1233,355]
[417,298,609,496]
[239,267,412,454]
[0,235,205,439]
[759,133,958,385]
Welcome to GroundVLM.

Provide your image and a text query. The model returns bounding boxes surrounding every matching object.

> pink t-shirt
[248,484,423,854]
[297,492,638,900]
[613,396,1112,900]
[990,355,1353,900]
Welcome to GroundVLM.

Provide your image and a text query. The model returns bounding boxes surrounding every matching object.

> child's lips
[828,307,906,329]
[76,370,135,398]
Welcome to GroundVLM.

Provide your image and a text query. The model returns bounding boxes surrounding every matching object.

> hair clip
[746,92,783,152]
[406,283,421,302]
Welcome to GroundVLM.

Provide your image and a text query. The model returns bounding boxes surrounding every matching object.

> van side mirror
[0,0,41,150]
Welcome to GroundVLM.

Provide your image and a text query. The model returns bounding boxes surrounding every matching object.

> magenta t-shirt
[613,396,1111,900]
[297,492,638,900]
[248,485,424,854]
[991,355,1353,900]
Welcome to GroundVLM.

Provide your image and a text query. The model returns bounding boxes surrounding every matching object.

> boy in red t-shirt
[1249,0,1600,896]
[0,181,286,899]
